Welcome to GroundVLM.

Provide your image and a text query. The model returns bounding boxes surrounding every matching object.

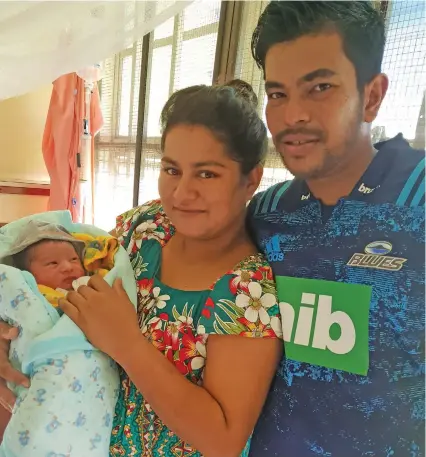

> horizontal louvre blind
[233,1,293,192]
[138,0,221,205]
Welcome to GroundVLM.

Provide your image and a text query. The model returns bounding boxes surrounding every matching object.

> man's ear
[245,165,264,201]
[363,73,389,123]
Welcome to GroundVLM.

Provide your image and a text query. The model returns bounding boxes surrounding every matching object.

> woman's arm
[61,276,282,457]
[120,332,281,457]
[0,407,11,443]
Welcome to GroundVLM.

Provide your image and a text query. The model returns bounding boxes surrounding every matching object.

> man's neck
[306,142,376,205]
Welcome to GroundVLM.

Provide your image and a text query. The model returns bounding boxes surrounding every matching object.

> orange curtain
[42,73,103,223]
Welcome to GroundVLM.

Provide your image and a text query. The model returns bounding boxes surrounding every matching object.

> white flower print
[146,316,163,331]
[140,219,164,239]
[148,287,170,310]
[197,324,206,335]
[130,219,165,250]
[178,315,194,326]
[236,281,276,325]
[191,341,207,370]
[138,220,157,234]
[229,269,262,293]
[270,315,283,338]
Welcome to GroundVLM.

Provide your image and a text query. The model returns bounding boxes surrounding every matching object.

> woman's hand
[59,275,141,363]
[0,322,29,412]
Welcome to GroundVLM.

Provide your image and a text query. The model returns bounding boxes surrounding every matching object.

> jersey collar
[289,135,405,204]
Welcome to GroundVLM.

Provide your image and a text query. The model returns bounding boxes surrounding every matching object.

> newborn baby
[14,239,86,294]
[0,218,129,457]
[11,222,114,306]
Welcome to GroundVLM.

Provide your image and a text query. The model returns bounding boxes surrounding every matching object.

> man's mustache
[274,128,325,144]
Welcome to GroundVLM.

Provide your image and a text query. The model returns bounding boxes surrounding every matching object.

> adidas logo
[264,234,284,262]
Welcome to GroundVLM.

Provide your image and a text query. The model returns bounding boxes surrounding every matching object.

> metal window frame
[96,1,243,206]
[133,33,151,207]
[132,3,225,205]
[114,44,138,139]
[212,1,243,85]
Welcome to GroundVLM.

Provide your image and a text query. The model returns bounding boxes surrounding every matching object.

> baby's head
[14,239,85,290]
[9,221,86,290]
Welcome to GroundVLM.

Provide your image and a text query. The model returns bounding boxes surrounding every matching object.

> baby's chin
[57,278,78,290]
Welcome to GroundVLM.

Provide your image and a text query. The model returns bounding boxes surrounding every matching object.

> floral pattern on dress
[110,200,282,457]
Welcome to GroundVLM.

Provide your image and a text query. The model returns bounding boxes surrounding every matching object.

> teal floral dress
[110,200,282,457]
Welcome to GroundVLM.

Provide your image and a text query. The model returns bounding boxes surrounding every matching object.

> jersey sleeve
[246,193,265,249]
[197,255,282,340]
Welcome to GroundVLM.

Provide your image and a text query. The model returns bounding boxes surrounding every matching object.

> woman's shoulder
[232,253,272,277]
[116,200,164,235]
[115,200,173,248]
[199,253,281,339]
[116,199,162,228]
[212,253,275,299]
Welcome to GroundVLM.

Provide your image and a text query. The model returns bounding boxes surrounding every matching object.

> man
[247,2,425,456]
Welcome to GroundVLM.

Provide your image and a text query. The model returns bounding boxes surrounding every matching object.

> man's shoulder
[248,180,299,218]
[376,134,424,171]
[374,135,425,207]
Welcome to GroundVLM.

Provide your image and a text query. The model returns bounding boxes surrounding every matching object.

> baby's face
[29,241,85,290]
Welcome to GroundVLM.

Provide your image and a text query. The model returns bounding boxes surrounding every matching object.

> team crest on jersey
[347,241,407,271]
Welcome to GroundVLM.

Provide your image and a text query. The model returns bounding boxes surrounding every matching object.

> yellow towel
[72,233,119,273]
[38,285,66,307]
[38,233,118,307]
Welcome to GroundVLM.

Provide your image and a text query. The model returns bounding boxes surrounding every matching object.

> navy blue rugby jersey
[248,135,425,457]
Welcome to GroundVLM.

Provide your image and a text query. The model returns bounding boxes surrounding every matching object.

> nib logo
[276,276,372,375]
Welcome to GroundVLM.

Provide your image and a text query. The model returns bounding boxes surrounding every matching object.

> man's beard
[274,107,364,181]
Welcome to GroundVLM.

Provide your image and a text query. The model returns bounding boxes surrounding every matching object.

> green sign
[276,276,372,375]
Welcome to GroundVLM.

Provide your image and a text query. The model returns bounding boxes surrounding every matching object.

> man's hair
[252,1,386,88]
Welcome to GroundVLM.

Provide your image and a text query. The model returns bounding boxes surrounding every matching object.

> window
[233,1,293,192]
[94,0,221,230]
[138,1,221,205]
[373,0,425,141]
[94,0,424,231]
[232,0,425,192]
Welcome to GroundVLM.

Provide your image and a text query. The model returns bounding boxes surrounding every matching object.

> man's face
[264,32,365,180]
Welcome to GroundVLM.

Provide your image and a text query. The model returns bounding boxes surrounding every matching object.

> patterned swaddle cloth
[0,211,137,457]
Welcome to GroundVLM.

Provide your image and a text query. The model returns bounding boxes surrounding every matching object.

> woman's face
[159,124,262,240]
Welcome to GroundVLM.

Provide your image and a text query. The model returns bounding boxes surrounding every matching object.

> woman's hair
[160,84,267,175]
[223,79,258,109]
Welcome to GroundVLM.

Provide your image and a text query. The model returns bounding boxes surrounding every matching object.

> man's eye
[199,171,217,179]
[267,92,285,100]
[312,83,332,93]
[163,167,179,176]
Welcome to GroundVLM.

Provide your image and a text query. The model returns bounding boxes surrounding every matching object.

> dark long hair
[160,84,267,174]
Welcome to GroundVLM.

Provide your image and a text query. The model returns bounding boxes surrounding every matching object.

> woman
[0,84,283,456]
